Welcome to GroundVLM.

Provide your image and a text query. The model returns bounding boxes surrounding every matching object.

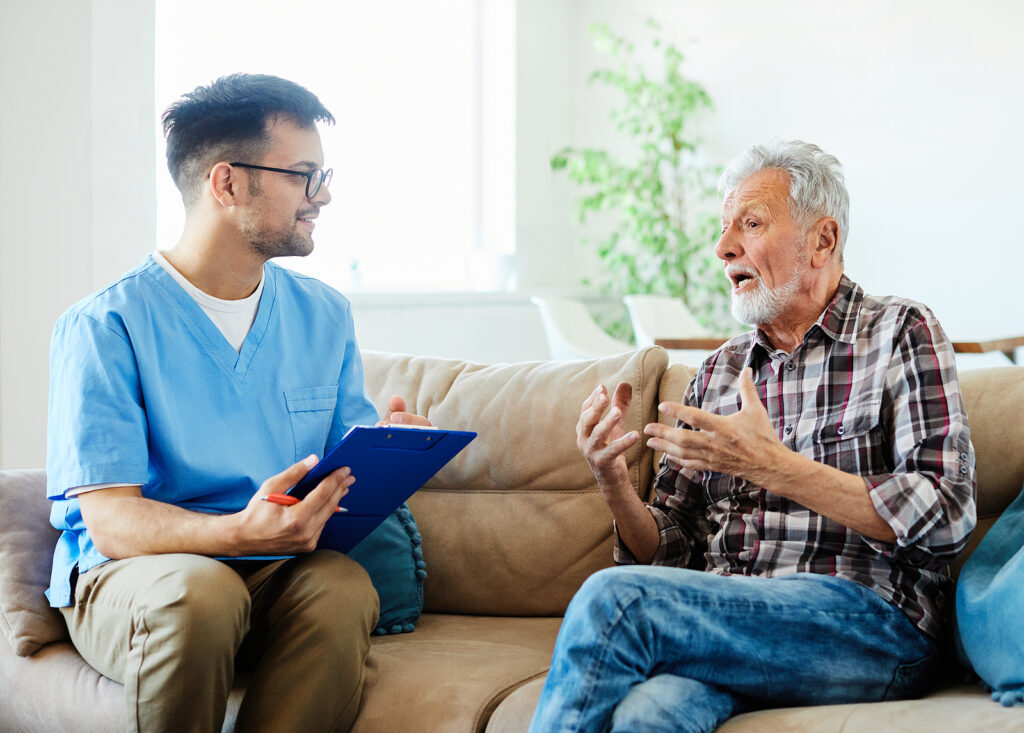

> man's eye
[746,221,759,228]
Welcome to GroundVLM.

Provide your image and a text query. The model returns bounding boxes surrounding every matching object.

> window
[155,0,515,292]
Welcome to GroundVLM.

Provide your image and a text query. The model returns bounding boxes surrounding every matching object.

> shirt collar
[815,273,862,345]
[744,273,862,364]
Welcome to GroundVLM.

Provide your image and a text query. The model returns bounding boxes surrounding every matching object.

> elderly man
[529,140,976,732]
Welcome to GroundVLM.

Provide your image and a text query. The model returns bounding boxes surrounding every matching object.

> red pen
[262,493,346,513]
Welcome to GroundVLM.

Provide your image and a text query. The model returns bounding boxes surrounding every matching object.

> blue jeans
[529,567,936,733]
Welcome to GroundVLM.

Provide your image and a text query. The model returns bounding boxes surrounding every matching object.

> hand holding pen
[261,492,347,513]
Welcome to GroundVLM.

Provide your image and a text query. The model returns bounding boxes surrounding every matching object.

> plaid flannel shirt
[615,275,977,638]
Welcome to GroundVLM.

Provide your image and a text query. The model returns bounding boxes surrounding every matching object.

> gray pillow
[0,469,68,656]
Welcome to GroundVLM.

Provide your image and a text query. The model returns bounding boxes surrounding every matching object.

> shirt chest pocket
[284,385,338,462]
[811,400,883,475]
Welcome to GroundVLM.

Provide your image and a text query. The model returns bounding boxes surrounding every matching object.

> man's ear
[809,218,839,268]
[208,162,240,207]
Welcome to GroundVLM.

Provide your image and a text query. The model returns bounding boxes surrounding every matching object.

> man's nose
[311,182,332,206]
[714,226,740,261]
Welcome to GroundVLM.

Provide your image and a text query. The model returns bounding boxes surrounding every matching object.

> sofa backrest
[360,347,669,616]
[951,367,1024,576]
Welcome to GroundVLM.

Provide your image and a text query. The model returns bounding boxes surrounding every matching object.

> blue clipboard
[289,425,476,553]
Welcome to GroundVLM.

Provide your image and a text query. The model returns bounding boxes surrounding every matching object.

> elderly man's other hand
[577,382,640,502]
[644,369,784,486]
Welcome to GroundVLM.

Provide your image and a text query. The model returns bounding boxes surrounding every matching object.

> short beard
[245,223,312,259]
[729,262,805,327]
[240,175,314,259]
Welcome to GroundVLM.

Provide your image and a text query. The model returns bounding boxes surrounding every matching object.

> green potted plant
[551,19,734,338]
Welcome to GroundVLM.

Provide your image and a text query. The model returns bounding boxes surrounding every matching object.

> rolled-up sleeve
[862,311,977,567]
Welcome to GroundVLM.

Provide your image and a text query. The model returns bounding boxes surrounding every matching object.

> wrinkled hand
[237,454,355,555]
[643,369,783,485]
[377,395,432,427]
[577,382,638,499]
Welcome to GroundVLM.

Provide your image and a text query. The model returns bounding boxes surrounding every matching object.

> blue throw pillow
[955,482,1024,706]
[347,503,426,635]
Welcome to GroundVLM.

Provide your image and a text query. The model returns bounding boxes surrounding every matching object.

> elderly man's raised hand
[577,382,640,502]
[644,368,784,486]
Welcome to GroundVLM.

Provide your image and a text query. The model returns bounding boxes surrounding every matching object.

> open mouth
[727,268,758,291]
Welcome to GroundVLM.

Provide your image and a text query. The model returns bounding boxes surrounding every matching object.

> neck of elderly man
[759,243,843,354]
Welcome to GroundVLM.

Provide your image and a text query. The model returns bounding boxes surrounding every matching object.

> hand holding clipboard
[285,424,476,553]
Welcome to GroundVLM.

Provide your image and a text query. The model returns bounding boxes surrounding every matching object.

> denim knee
[573,566,644,609]
[611,675,738,733]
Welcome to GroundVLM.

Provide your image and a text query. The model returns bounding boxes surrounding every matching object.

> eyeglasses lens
[307,170,323,198]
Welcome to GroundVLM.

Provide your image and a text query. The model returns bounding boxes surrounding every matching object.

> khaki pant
[60,551,379,733]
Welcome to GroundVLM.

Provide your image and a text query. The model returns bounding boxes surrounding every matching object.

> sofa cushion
[0,470,68,656]
[348,503,425,635]
[354,613,562,733]
[360,347,669,616]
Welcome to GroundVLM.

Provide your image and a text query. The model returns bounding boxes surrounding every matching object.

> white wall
[2,0,1021,467]
[0,1,154,469]
[550,0,1024,339]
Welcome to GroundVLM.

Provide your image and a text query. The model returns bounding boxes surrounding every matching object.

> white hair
[718,139,850,258]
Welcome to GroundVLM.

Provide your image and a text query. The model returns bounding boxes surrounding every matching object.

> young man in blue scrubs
[45,74,425,732]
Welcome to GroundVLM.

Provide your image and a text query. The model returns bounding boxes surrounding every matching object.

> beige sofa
[1,347,1023,732]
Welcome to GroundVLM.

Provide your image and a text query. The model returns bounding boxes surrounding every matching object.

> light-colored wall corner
[0,1,154,470]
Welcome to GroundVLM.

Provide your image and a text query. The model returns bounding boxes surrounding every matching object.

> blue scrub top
[45,256,380,606]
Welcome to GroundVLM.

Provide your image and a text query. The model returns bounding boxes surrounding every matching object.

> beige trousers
[60,551,379,733]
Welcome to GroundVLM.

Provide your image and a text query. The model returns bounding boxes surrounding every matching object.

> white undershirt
[152,250,264,353]
[65,251,266,498]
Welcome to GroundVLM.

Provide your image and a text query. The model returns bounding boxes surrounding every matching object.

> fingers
[657,401,719,431]
[380,394,408,424]
[611,382,632,413]
[295,466,354,518]
[388,411,432,427]
[738,368,763,413]
[580,384,607,414]
[259,454,319,496]
[387,395,407,414]
[644,421,708,453]
[578,386,609,439]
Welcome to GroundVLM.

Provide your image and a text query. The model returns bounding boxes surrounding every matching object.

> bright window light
[155,0,515,292]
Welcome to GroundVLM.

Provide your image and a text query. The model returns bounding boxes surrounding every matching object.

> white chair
[623,294,713,366]
[531,296,634,361]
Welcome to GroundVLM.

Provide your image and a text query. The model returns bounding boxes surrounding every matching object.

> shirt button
[786,361,796,371]
[960,465,969,475]
[960,453,968,461]
[785,425,793,435]
[837,425,846,436]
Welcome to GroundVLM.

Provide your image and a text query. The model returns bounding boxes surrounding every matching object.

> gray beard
[730,267,804,326]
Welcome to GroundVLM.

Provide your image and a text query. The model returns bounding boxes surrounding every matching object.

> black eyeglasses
[230,162,333,199]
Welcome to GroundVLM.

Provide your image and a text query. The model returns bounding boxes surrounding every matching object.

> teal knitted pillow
[347,503,426,635]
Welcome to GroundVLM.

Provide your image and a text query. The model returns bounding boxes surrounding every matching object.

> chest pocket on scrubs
[284,385,338,462]
[812,400,882,475]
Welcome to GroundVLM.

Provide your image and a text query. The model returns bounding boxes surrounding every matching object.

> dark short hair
[161,73,335,206]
